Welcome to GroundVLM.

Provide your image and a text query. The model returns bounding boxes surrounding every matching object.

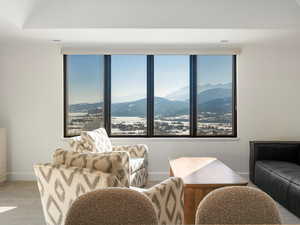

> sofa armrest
[34,163,122,225]
[137,177,184,225]
[112,144,148,159]
[250,141,300,183]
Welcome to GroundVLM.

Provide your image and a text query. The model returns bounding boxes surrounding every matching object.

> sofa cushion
[255,161,291,207]
[53,148,130,186]
[81,128,112,153]
[287,178,300,216]
[130,158,146,174]
[256,160,300,181]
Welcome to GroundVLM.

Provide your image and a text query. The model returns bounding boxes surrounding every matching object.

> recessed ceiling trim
[61,47,241,55]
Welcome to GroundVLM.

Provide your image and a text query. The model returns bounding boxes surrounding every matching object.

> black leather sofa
[250,141,300,217]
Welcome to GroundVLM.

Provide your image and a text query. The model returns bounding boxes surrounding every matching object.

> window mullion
[147,55,154,137]
[104,55,111,136]
[63,55,68,137]
[232,55,237,137]
[190,55,197,137]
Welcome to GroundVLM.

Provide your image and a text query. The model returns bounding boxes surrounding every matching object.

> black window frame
[63,54,237,138]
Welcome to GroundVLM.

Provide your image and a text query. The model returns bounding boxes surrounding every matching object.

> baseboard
[8,171,168,181]
[6,171,249,182]
[8,172,36,181]
[149,172,169,181]
[7,171,170,181]
[238,172,250,180]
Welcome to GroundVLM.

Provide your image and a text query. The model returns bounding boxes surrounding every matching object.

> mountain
[111,97,189,117]
[111,98,147,117]
[69,102,103,113]
[69,87,232,116]
[154,97,189,117]
[198,97,232,113]
[166,83,231,101]
[197,88,231,104]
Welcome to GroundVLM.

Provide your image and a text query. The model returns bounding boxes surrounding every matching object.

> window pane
[111,55,147,136]
[154,55,190,136]
[197,55,233,136]
[66,55,105,136]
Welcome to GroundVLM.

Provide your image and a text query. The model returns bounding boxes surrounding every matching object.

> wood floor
[0,181,299,225]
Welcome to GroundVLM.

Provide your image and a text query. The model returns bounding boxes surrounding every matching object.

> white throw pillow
[80,128,112,153]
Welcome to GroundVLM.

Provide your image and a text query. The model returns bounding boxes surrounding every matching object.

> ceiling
[1,0,300,48]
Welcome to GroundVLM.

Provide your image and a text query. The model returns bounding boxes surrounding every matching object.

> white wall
[1,43,300,181]
[0,44,64,180]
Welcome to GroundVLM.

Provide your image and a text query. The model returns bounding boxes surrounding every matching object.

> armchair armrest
[250,141,300,182]
[34,163,122,225]
[112,144,148,158]
[137,177,184,225]
[53,149,130,187]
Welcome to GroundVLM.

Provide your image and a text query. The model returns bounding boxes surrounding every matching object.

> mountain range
[70,83,232,116]
[165,83,231,101]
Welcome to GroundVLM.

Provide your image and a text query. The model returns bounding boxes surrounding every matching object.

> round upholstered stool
[195,186,281,224]
[65,188,158,225]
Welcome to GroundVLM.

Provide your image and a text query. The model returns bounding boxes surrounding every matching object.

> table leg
[184,187,215,225]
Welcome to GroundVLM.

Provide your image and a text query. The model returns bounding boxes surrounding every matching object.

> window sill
[62,137,240,143]
[107,137,239,143]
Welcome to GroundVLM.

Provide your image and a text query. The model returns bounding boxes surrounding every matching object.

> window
[111,55,147,136]
[64,55,105,136]
[154,55,190,136]
[197,56,235,136]
[64,54,237,138]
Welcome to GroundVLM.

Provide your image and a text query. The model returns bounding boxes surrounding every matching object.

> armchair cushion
[81,128,112,153]
[53,149,130,187]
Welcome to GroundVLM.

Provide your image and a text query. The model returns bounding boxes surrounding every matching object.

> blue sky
[198,55,232,84]
[68,55,232,104]
[154,55,190,98]
[111,55,147,103]
[67,55,104,104]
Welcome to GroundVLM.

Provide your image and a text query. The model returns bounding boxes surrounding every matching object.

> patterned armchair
[68,128,148,187]
[34,163,184,225]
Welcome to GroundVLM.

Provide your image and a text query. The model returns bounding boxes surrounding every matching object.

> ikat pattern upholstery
[34,163,184,225]
[130,167,148,188]
[112,144,148,158]
[113,144,149,187]
[52,149,130,187]
[67,136,86,153]
[34,163,122,225]
[133,177,185,225]
[81,128,112,153]
[130,158,147,173]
